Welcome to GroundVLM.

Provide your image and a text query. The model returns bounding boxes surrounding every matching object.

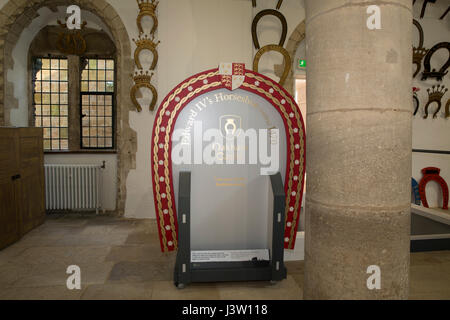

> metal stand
[174,172,287,288]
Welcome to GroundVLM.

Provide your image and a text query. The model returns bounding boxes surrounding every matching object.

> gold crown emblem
[428,85,448,101]
[133,70,154,84]
[413,47,428,63]
[137,0,159,12]
[133,33,160,49]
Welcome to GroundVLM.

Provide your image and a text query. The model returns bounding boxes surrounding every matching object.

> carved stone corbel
[56,20,87,55]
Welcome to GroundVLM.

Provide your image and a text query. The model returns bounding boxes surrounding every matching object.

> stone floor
[0,215,448,300]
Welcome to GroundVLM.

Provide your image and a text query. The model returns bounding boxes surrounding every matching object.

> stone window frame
[29,54,118,153]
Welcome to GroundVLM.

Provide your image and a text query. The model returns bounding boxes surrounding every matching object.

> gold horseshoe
[131,82,158,112]
[136,0,159,35]
[133,34,160,70]
[253,44,291,86]
[137,12,158,35]
[252,9,288,50]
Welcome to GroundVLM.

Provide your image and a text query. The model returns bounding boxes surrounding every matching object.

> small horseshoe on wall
[422,42,450,81]
[412,20,427,78]
[445,99,450,119]
[423,85,448,119]
[252,9,288,50]
[413,87,420,116]
[137,0,159,35]
[131,82,158,112]
[413,19,424,49]
[413,94,420,116]
[133,34,160,70]
[253,44,291,86]
[131,71,158,112]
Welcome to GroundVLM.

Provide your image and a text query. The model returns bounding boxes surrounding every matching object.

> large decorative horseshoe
[133,34,160,70]
[131,71,158,112]
[136,0,159,35]
[412,20,427,78]
[419,167,449,210]
[423,85,448,119]
[252,9,288,50]
[253,44,291,86]
[445,99,450,119]
[422,42,450,81]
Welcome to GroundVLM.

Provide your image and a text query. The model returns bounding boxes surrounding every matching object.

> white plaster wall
[412,1,450,208]
[122,0,305,219]
[1,0,308,218]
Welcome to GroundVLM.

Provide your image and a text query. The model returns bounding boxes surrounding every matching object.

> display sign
[151,64,306,253]
[298,59,307,68]
[191,250,269,263]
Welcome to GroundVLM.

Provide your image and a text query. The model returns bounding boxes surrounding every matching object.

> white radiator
[44,164,103,213]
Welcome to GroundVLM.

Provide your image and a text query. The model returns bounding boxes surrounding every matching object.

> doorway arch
[0,0,136,215]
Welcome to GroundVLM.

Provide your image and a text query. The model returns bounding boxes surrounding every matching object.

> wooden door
[0,129,20,250]
[18,128,45,235]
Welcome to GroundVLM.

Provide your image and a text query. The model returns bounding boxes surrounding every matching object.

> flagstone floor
[0,215,448,300]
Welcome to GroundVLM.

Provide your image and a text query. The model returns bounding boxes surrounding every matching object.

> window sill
[44,150,118,155]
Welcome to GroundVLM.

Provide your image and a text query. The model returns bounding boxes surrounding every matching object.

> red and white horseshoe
[151,68,306,253]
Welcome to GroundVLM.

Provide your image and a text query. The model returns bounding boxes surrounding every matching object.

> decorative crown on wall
[133,70,154,84]
[428,85,448,101]
[424,85,448,119]
[413,46,428,79]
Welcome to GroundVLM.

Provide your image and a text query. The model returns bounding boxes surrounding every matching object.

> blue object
[412,178,421,205]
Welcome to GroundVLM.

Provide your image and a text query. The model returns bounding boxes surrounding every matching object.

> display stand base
[174,172,287,288]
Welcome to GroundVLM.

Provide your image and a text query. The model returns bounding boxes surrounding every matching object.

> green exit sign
[298,59,307,68]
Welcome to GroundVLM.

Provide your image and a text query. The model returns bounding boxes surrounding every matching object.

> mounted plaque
[151,64,306,256]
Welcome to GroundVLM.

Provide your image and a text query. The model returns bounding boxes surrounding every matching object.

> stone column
[304,0,412,299]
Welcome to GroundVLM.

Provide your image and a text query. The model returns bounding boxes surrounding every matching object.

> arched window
[30,25,116,151]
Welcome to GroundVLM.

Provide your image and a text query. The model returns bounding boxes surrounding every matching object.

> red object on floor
[418,167,449,210]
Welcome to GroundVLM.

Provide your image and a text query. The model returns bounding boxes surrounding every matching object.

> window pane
[81,94,114,149]
[80,58,115,149]
[32,57,69,151]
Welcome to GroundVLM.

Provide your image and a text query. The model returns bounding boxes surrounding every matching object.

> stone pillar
[304,0,412,299]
